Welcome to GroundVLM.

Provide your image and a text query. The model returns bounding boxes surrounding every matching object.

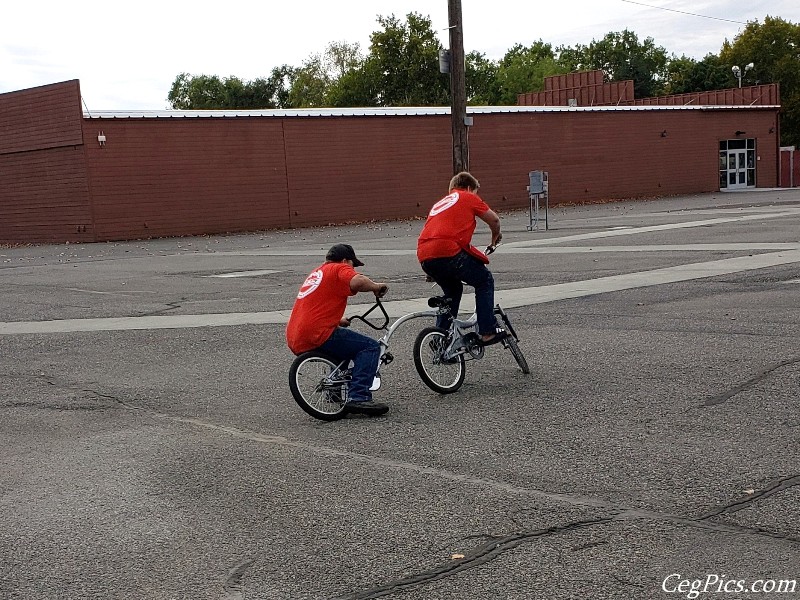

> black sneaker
[344,400,389,416]
[479,329,509,347]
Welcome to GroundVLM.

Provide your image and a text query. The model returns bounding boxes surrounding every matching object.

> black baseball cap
[325,243,364,267]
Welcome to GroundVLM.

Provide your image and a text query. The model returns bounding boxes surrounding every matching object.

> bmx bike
[288,294,529,421]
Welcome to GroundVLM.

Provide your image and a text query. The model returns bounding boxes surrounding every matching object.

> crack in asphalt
[703,356,800,406]
[331,518,613,600]
[0,377,122,411]
[112,399,800,543]
[698,474,800,519]
[10,387,795,598]
[220,559,254,600]
[137,300,184,318]
[330,508,800,600]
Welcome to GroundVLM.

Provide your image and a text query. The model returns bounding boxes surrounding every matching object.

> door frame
[719,139,756,190]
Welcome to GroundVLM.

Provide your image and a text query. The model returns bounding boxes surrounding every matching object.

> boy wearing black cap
[286,244,390,416]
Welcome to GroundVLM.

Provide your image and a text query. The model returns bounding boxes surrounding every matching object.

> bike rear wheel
[289,351,348,421]
[413,327,465,394]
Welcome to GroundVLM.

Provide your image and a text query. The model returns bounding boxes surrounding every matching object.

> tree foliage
[165,13,800,145]
[558,29,669,97]
[493,42,563,104]
[719,16,800,146]
[360,12,449,106]
[286,42,364,108]
[665,54,734,95]
[167,67,295,109]
[465,51,500,105]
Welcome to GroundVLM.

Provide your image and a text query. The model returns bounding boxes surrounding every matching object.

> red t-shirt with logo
[417,188,491,263]
[285,262,357,355]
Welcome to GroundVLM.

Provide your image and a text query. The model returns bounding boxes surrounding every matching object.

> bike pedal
[463,332,481,346]
[381,352,394,365]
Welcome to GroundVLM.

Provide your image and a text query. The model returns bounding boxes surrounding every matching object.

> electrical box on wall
[528,170,545,194]
[438,49,451,74]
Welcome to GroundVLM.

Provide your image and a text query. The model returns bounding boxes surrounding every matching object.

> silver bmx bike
[288,295,529,421]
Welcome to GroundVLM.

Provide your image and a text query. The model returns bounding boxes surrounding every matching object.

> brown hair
[449,171,480,192]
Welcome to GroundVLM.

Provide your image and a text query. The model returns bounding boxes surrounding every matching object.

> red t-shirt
[285,262,357,355]
[417,188,491,263]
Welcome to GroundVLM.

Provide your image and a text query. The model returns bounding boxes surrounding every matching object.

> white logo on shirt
[297,269,323,299]
[429,192,459,216]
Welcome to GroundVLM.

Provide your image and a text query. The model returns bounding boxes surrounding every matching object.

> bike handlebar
[486,239,502,255]
[347,296,390,331]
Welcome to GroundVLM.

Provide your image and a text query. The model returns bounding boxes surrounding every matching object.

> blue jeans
[421,251,497,335]
[318,327,381,402]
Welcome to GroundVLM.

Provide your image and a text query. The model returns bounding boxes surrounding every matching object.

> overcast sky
[1,1,797,110]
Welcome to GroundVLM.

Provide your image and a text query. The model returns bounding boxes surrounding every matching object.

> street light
[732,63,754,88]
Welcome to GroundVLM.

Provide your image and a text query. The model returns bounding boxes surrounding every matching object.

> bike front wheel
[494,305,530,374]
[503,336,530,374]
[413,327,466,394]
[289,351,348,421]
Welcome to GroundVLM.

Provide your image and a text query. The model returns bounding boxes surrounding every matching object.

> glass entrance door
[727,150,748,189]
[719,139,755,190]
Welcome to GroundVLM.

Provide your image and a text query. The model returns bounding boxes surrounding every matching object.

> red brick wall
[282,116,452,227]
[0,146,94,242]
[519,82,635,106]
[0,80,783,244]
[0,80,84,153]
[0,80,94,243]
[627,84,779,107]
[780,148,800,187]
[517,70,779,109]
[470,109,779,205]
[84,118,291,240]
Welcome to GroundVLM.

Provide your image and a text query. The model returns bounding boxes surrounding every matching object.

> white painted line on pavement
[503,243,800,253]
[504,210,800,248]
[2,250,800,335]
[204,269,282,278]
[191,242,800,257]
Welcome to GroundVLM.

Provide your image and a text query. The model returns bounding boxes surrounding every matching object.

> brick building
[0,75,787,244]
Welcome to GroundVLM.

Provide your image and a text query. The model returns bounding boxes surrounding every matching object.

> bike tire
[288,351,348,421]
[413,327,466,394]
[503,336,530,374]
[494,305,519,341]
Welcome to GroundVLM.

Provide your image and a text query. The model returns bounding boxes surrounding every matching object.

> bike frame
[313,295,523,400]
[351,298,481,368]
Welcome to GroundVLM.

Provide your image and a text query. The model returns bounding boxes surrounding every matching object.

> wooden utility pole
[448,0,469,174]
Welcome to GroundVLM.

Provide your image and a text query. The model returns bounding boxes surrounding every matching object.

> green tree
[286,42,365,107]
[494,42,563,104]
[167,66,296,109]
[357,12,449,106]
[719,16,800,146]
[466,50,500,105]
[666,53,734,94]
[325,41,364,79]
[558,30,669,98]
[264,65,296,109]
[168,73,226,109]
[327,64,381,107]
[288,54,331,108]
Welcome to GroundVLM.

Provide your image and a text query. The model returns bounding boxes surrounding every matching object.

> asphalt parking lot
[1,189,799,599]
